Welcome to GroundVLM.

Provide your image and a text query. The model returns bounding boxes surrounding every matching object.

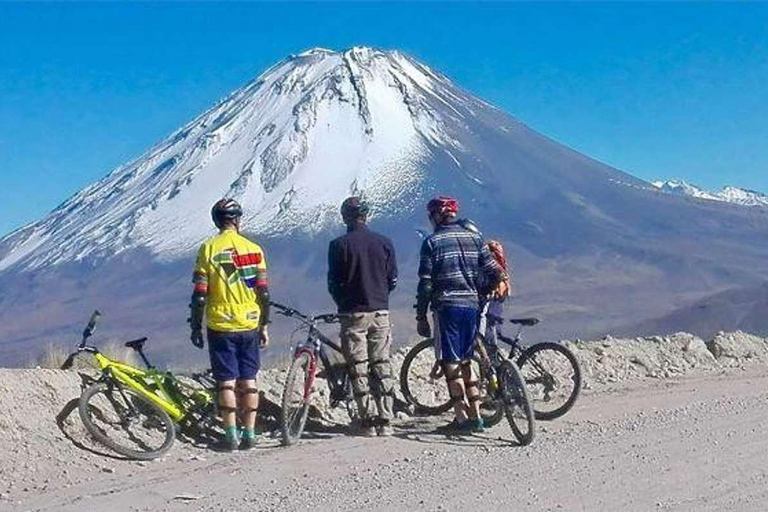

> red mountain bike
[271,302,357,446]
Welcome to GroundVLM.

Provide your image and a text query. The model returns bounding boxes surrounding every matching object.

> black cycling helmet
[340,196,369,223]
[211,198,243,229]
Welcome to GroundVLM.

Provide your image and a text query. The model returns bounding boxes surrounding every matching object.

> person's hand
[190,329,204,349]
[259,327,270,349]
[429,361,443,380]
[416,317,431,338]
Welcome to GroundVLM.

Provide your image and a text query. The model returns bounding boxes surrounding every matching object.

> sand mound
[2,330,767,498]
[567,330,768,390]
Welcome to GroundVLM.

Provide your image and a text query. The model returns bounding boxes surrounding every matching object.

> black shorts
[207,329,261,381]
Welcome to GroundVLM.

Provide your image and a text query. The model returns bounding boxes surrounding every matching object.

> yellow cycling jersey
[193,229,269,332]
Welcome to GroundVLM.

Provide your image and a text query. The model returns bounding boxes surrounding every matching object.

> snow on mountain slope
[717,186,768,207]
[652,180,768,207]
[0,47,477,272]
[651,180,721,201]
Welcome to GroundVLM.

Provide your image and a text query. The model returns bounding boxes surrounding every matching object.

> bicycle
[271,302,360,446]
[474,327,536,445]
[62,311,220,460]
[401,314,581,423]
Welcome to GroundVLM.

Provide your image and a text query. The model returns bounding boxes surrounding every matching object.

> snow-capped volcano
[652,180,768,207]
[0,47,481,272]
[3,47,768,367]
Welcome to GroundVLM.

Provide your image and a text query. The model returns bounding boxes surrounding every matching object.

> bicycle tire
[281,351,314,446]
[497,360,535,446]
[78,382,175,460]
[516,342,582,421]
[399,338,452,416]
[471,356,505,427]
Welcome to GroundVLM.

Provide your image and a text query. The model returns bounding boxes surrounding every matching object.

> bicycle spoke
[281,352,314,444]
[84,387,172,454]
[520,351,576,412]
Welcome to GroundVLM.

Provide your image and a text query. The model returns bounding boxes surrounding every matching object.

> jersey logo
[212,248,263,289]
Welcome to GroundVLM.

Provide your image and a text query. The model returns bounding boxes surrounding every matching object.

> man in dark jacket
[416,196,503,433]
[328,197,398,436]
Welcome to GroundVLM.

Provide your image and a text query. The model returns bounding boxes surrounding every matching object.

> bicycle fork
[295,348,319,402]
[475,341,500,396]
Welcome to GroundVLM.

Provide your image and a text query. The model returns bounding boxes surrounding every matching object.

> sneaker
[239,436,257,451]
[435,418,470,435]
[352,419,377,437]
[376,423,394,437]
[211,436,239,452]
[360,426,377,437]
[470,418,485,433]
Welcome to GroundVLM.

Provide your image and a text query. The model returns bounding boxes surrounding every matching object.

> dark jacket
[417,221,502,314]
[328,223,398,313]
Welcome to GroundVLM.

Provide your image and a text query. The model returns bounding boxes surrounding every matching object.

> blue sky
[1,2,767,236]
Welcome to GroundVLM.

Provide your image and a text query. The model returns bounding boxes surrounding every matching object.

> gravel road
[4,365,768,512]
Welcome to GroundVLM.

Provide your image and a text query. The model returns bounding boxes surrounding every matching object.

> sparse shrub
[34,343,70,369]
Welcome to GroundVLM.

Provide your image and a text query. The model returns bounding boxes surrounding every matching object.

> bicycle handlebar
[269,301,339,325]
[60,345,98,370]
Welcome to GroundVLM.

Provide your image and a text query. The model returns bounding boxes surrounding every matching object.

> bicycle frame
[273,302,349,402]
[91,351,186,422]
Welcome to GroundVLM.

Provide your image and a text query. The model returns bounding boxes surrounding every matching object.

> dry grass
[33,340,140,370]
[34,343,71,370]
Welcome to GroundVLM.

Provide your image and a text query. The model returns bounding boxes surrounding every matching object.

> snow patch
[653,179,768,207]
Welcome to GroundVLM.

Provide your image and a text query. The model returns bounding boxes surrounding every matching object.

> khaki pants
[339,311,395,422]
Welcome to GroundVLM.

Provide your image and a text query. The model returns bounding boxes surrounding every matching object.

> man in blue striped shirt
[416,196,503,433]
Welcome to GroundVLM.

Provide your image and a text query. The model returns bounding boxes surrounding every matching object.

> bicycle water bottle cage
[509,318,540,326]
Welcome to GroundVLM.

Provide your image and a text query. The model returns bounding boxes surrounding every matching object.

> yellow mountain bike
[62,311,219,460]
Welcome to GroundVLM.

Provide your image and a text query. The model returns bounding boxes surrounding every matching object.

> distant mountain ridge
[652,179,768,207]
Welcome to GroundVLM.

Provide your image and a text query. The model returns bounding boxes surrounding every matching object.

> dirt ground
[2,332,768,511]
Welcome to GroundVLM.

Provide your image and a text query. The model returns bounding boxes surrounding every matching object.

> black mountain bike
[401,316,581,422]
[271,302,358,446]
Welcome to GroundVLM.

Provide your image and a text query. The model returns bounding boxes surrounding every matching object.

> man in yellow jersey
[189,198,270,451]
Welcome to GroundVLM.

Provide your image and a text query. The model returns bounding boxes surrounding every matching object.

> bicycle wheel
[399,338,452,416]
[467,356,505,427]
[78,382,175,460]
[497,360,535,446]
[281,351,315,446]
[517,342,582,421]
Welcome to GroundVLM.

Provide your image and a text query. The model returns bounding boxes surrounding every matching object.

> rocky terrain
[2,331,768,511]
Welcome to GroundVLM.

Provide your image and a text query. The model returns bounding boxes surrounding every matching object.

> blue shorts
[434,306,479,362]
[207,329,261,381]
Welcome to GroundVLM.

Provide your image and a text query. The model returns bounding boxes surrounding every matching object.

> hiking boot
[376,423,394,437]
[359,425,377,437]
[352,419,377,437]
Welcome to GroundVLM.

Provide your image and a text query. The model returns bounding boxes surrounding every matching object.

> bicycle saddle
[509,318,540,326]
[124,337,148,351]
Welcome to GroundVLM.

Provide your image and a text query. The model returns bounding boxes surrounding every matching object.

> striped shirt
[418,222,502,310]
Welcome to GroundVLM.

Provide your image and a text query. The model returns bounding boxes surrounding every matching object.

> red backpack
[487,240,511,299]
